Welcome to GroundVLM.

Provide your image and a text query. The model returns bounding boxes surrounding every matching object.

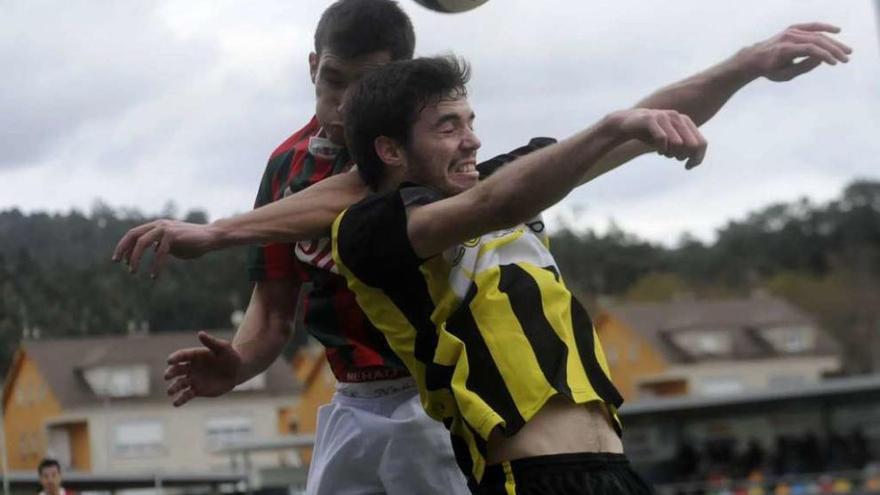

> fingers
[773,57,823,81]
[670,116,707,170]
[112,222,156,263]
[789,22,840,34]
[164,362,190,380]
[151,233,173,279]
[655,113,682,158]
[127,227,164,274]
[198,331,232,354]
[621,109,706,168]
[684,119,709,170]
[782,42,838,66]
[167,347,208,365]
[166,370,196,407]
[172,387,196,407]
[655,112,682,158]
[166,376,190,397]
[787,31,851,63]
[653,112,706,168]
[646,119,668,154]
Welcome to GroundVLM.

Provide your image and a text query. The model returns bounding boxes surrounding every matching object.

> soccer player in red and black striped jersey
[155,1,471,494]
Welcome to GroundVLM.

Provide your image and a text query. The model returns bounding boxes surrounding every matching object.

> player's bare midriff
[486,395,623,465]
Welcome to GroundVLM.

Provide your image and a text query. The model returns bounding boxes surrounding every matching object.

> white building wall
[63,393,297,474]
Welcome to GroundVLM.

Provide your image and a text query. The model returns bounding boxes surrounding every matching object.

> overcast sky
[2,0,878,244]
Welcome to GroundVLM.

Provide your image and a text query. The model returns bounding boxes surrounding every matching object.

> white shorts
[306,377,470,495]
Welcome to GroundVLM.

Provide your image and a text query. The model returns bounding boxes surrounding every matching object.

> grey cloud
[0,2,218,169]
[1,0,877,245]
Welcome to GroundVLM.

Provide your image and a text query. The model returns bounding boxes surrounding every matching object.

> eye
[320,73,346,89]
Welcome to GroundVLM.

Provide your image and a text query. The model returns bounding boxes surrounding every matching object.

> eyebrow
[433,112,476,128]
[320,66,345,78]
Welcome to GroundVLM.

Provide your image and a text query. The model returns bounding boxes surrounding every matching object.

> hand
[738,23,852,82]
[611,108,708,170]
[164,331,242,407]
[112,219,221,278]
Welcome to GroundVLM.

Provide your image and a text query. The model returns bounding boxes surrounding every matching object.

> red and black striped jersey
[247,116,409,383]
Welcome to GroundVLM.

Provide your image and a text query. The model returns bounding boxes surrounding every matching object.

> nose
[337,86,355,118]
[462,128,481,152]
[336,96,346,117]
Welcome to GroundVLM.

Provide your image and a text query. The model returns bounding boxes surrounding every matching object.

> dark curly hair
[344,56,471,190]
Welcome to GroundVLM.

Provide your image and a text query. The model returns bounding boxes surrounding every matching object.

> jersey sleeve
[332,189,434,288]
[246,152,306,282]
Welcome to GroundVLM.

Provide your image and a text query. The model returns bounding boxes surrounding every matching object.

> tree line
[2,180,879,377]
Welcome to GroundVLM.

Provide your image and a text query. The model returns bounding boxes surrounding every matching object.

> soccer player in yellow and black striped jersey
[331,56,710,494]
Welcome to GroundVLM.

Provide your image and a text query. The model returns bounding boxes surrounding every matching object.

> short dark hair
[38,458,61,475]
[345,56,471,189]
[314,0,415,61]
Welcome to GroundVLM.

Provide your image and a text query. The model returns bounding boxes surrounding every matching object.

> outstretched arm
[114,170,368,277]
[164,278,299,406]
[408,108,706,258]
[578,22,852,184]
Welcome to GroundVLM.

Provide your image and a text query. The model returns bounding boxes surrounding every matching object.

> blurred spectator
[38,458,74,495]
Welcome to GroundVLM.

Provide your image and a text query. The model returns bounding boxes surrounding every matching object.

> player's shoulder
[335,184,441,251]
[268,116,320,161]
[337,188,401,233]
[335,186,428,278]
[399,183,444,207]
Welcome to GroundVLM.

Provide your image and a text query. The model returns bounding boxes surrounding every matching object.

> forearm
[636,49,756,125]
[577,50,758,186]
[210,171,369,248]
[479,118,623,224]
[231,284,297,384]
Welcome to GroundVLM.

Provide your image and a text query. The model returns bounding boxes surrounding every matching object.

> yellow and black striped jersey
[331,146,623,486]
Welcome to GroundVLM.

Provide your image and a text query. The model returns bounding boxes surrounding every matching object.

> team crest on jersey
[462,237,481,248]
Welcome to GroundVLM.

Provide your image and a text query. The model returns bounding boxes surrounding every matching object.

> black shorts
[478,453,655,495]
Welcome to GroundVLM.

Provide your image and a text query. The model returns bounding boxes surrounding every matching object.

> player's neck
[375,169,408,194]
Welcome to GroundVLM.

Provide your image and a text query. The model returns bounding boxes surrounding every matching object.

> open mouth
[451,160,478,178]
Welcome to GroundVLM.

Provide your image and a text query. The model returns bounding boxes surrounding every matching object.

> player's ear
[309,52,318,84]
[375,136,405,169]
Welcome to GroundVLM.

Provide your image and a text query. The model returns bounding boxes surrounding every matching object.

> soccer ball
[411,0,490,13]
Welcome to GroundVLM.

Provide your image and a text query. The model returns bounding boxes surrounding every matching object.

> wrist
[598,112,632,148]
[207,218,238,249]
[720,47,762,86]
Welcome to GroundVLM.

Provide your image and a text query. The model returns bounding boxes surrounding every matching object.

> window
[698,376,745,396]
[695,333,727,354]
[113,420,164,457]
[206,416,254,450]
[673,330,732,357]
[84,365,150,397]
[762,326,814,354]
